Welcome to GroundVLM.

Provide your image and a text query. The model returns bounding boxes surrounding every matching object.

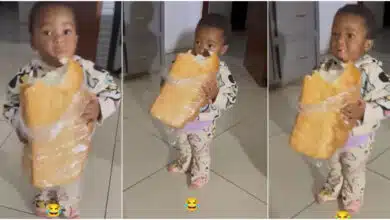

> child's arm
[346,63,390,124]
[81,60,121,125]
[362,91,390,123]
[197,63,238,121]
[3,68,30,141]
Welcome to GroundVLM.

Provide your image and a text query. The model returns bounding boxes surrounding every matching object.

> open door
[243,2,267,87]
[67,2,102,62]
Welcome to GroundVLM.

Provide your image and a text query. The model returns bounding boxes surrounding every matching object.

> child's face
[31,6,78,67]
[193,26,228,56]
[330,13,372,63]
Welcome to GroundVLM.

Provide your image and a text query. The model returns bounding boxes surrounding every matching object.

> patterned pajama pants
[321,138,373,207]
[175,123,215,183]
[23,146,81,218]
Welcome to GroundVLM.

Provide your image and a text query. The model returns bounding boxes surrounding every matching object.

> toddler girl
[316,4,390,214]
[3,2,120,218]
[166,14,238,189]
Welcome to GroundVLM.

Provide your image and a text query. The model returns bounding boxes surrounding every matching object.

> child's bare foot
[167,156,191,173]
[344,200,361,215]
[63,206,80,219]
[316,188,338,204]
[189,175,209,189]
[167,162,187,173]
[35,208,48,218]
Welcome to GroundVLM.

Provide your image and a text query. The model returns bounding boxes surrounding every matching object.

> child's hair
[28,2,76,35]
[196,13,231,45]
[335,4,376,39]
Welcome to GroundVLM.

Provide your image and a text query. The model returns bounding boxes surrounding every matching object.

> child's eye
[42,30,52,36]
[196,41,200,45]
[208,44,214,48]
[64,29,72,35]
[347,33,355,39]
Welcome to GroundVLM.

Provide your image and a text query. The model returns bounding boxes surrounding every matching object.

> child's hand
[82,96,101,123]
[202,77,219,102]
[341,99,365,126]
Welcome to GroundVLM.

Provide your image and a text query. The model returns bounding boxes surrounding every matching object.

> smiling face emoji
[185,197,198,211]
[336,210,351,219]
[46,202,61,217]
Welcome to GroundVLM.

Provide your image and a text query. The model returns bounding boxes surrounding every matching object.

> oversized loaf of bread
[150,50,220,128]
[289,62,361,159]
[20,59,94,188]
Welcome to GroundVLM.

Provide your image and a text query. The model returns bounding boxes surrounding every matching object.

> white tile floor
[0,5,121,218]
[123,39,267,218]
[269,29,390,218]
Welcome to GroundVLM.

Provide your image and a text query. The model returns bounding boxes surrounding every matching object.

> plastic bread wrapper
[151,50,219,141]
[19,58,95,188]
[297,86,359,167]
[289,62,361,161]
[298,86,359,116]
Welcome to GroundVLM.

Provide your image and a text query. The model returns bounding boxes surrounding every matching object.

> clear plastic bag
[298,87,359,114]
[19,59,95,188]
[290,62,361,160]
[150,50,219,129]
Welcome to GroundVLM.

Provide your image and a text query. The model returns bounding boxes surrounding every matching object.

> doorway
[231,2,248,32]
[205,2,248,59]
[204,1,266,87]
[66,2,102,62]
[0,2,20,42]
[384,2,390,27]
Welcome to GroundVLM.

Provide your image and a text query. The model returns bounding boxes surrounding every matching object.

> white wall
[164,2,203,53]
[363,2,384,30]
[318,1,356,54]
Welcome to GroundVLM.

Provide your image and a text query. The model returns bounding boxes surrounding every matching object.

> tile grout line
[0,129,13,149]
[290,200,316,219]
[0,204,35,216]
[214,120,243,139]
[211,169,267,205]
[367,168,390,182]
[123,166,166,192]
[367,145,390,165]
[103,113,121,219]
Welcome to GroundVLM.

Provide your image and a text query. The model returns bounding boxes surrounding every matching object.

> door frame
[107,1,122,74]
[202,1,209,17]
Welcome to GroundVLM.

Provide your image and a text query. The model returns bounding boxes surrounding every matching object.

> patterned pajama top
[318,54,390,137]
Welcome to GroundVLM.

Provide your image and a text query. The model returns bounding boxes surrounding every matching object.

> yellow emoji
[46,202,62,217]
[336,210,351,219]
[185,197,198,211]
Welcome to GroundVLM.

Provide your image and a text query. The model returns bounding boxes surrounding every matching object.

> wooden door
[67,2,102,62]
[244,2,267,87]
